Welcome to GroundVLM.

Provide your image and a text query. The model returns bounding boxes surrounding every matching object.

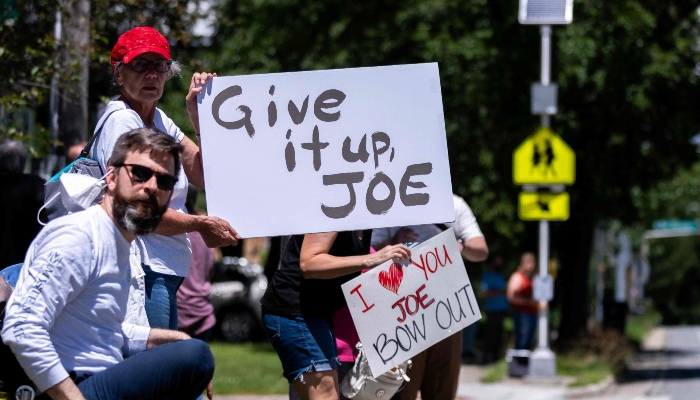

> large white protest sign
[341,229,481,377]
[198,63,454,238]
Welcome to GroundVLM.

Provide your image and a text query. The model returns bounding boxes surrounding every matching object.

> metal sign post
[528,23,557,379]
[516,0,574,379]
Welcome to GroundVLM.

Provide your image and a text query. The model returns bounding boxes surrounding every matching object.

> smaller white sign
[342,229,481,377]
[533,275,554,302]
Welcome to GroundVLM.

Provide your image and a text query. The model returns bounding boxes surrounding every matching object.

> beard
[112,188,169,236]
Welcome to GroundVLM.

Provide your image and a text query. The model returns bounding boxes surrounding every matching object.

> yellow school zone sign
[518,192,570,221]
[513,127,575,185]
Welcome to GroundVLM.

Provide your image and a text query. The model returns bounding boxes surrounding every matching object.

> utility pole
[529,22,557,379]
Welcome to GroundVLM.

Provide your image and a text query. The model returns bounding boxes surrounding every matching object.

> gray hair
[0,139,28,173]
[108,128,184,178]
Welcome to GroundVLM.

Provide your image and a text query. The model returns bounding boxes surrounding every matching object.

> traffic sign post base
[528,347,557,378]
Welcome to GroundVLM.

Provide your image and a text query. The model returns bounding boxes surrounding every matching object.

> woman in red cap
[91,26,240,331]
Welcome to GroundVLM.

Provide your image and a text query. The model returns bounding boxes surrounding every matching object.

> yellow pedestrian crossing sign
[518,192,570,221]
[513,127,575,185]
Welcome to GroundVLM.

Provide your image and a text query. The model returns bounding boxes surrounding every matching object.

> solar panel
[519,0,573,24]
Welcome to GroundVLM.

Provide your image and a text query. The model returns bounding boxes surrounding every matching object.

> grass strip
[210,341,288,395]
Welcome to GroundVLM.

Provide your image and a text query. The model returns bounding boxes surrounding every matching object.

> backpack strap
[79,109,118,159]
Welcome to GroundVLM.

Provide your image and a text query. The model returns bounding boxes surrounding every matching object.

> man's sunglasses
[116,164,178,191]
[129,59,172,74]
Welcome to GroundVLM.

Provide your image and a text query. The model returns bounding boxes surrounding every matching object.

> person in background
[177,185,216,341]
[0,139,44,269]
[65,141,88,164]
[480,254,509,364]
[92,26,239,330]
[461,298,481,363]
[507,252,539,350]
[373,194,488,400]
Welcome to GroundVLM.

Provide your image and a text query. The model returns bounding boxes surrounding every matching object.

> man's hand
[206,381,214,400]
[45,377,86,400]
[196,215,240,248]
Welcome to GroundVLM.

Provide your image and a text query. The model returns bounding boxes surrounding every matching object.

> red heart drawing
[378,262,404,294]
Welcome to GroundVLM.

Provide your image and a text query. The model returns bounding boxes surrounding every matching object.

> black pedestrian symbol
[523,197,551,215]
[531,139,556,177]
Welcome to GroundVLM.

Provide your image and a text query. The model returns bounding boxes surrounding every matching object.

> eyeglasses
[129,59,172,74]
[116,164,178,191]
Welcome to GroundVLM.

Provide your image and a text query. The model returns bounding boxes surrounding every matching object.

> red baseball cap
[111,27,171,68]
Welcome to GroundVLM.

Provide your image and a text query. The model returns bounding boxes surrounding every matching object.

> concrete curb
[564,375,615,399]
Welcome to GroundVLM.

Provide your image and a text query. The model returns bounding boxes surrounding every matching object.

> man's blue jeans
[77,339,214,400]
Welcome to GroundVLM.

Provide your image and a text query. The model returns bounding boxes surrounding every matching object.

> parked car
[211,256,267,343]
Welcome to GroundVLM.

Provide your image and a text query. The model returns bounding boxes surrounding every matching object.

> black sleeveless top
[260,230,372,320]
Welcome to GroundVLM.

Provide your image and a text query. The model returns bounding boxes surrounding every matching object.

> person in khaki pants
[372,194,489,400]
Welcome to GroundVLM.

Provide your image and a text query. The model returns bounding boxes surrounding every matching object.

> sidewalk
[213,363,609,400]
[213,328,671,400]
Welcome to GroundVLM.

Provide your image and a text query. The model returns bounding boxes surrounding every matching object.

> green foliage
[633,161,700,225]
[0,0,58,153]
[645,236,700,324]
[556,329,632,383]
[480,359,508,383]
[631,157,700,325]
[557,352,612,387]
[625,306,661,344]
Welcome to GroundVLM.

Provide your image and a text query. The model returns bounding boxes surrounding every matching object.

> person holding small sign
[261,231,411,400]
[371,194,488,400]
[91,27,240,330]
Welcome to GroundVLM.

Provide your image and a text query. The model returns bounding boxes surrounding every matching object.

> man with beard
[2,128,215,400]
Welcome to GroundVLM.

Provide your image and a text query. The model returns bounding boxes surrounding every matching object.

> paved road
[616,326,700,400]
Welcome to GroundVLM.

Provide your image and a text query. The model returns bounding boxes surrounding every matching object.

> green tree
[0,0,58,156]
[0,0,206,157]
[206,0,700,341]
[632,159,700,324]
